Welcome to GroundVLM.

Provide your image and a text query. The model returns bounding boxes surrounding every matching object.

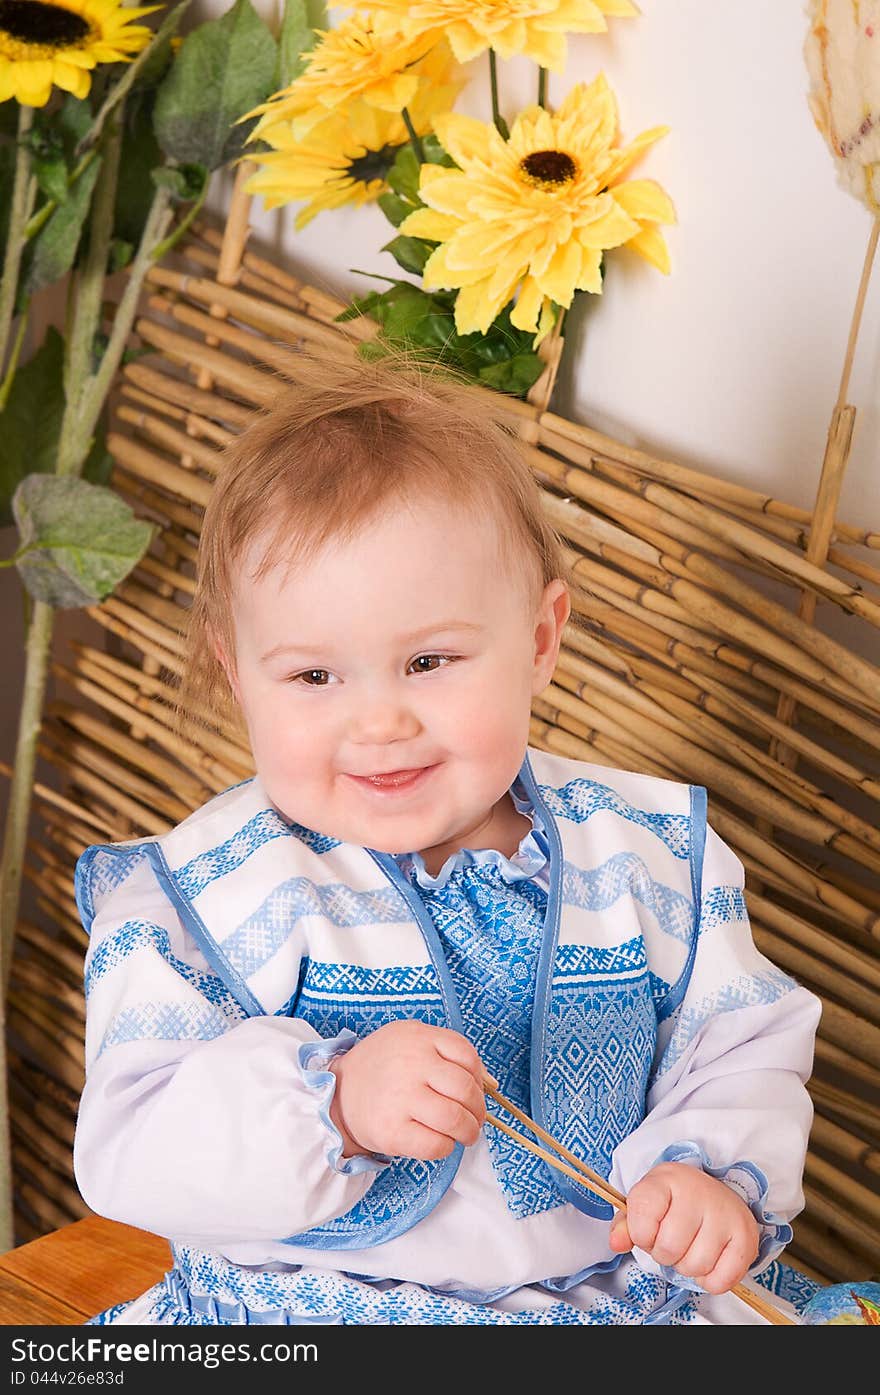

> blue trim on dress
[142,841,267,1019]
[655,784,707,1022]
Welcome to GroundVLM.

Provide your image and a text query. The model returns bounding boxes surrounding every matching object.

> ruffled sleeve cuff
[296,1030,393,1178]
[650,1141,793,1290]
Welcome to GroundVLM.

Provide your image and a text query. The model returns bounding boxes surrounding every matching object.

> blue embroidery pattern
[699,885,747,931]
[538,779,691,858]
[412,861,557,1219]
[754,1258,820,1311]
[296,961,445,1034]
[85,921,245,1024]
[562,853,693,942]
[85,1243,702,1325]
[100,1002,230,1056]
[220,878,409,982]
[287,960,449,1243]
[652,968,797,1079]
[173,813,341,901]
[544,938,655,1194]
[83,845,149,911]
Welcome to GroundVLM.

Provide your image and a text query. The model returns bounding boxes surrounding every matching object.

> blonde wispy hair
[174,351,572,740]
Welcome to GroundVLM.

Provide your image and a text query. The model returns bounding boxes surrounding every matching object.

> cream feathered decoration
[804,0,880,212]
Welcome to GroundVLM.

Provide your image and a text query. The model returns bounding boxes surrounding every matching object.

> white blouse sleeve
[607,823,821,1279]
[73,845,386,1245]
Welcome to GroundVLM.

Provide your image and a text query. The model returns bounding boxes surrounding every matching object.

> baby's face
[223,496,569,856]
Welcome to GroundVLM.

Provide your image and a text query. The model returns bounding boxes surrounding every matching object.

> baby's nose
[349,697,421,744]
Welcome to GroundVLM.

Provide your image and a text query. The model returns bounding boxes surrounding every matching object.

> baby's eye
[290,669,336,687]
[408,654,453,674]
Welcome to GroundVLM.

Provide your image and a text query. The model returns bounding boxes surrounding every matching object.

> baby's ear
[213,633,242,703]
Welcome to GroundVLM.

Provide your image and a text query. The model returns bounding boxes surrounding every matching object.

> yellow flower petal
[454,277,510,336]
[576,246,604,293]
[53,62,92,99]
[577,200,640,249]
[422,241,486,291]
[604,126,670,185]
[535,239,582,307]
[625,225,671,274]
[362,72,419,113]
[398,208,462,242]
[10,60,54,106]
[612,179,676,225]
[509,276,544,334]
[432,112,494,168]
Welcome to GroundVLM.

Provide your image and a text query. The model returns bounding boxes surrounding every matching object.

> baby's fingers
[621,1174,674,1254]
[691,1234,760,1296]
[608,1212,632,1253]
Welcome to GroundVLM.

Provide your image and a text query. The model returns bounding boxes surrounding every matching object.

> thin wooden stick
[482,1080,794,1325]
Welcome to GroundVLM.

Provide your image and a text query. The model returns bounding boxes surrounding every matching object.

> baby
[73,355,821,1325]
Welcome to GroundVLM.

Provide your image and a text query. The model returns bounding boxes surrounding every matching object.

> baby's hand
[328,1020,489,1161]
[608,1162,760,1294]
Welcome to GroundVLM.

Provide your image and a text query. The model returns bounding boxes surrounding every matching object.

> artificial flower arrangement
[0,0,320,1248]
[244,0,676,397]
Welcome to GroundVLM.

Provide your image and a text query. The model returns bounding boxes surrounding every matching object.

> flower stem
[0,104,37,388]
[489,51,509,139]
[0,305,29,412]
[538,68,547,108]
[400,107,425,165]
[64,118,124,404]
[148,177,209,264]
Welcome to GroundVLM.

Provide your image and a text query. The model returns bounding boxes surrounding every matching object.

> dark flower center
[347,143,399,186]
[0,0,90,44]
[519,149,578,189]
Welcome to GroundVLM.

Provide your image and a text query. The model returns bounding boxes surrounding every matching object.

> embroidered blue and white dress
[73,749,822,1325]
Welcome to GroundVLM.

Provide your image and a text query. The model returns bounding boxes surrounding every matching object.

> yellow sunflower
[0,0,158,107]
[254,13,435,141]
[399,75,674,340]
[245,45,462,228]
[354,0,639,71]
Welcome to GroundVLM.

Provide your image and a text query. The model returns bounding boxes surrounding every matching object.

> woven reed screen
[9,192,880,1288]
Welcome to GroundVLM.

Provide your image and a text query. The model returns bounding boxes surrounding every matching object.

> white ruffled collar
[394,777,550,891]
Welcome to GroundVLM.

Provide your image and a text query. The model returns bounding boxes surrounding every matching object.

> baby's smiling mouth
[346,765,439,792]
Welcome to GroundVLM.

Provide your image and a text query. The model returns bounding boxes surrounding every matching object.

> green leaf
[113,101,164,247]
[107,238,134,272]
[0,331,118,526]
[11,475,155,608]
[387,144,421,203]
[25,154,101,294]
[278,0,326,87]
[420,133,457,168]
[0,328,67,525]
[335,290,383,323]
[377,191,412,228]
[153,0,278,170]
[32,150,69,205]
[477,352,544,396]
[53,95,92,163]
[151,161,208,201]
[381,235,431,276]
